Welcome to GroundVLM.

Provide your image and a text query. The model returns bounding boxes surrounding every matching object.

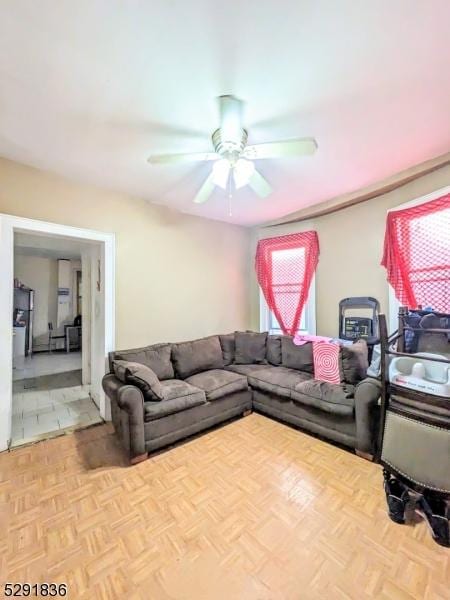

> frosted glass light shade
[212,159,230,189]
[233,159,255,189]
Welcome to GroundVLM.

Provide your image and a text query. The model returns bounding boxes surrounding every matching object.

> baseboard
[355,449,374,461]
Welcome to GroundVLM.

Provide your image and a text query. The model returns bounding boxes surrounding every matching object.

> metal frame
[377,308,450,485]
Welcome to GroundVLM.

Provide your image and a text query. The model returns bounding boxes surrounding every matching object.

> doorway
[0,214,115,452]
[12,232,100,446]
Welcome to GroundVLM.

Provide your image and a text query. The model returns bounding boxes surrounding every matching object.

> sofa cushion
[225,364,270,376]
[219,333,235,366]
[172,336,224,379]
[292,380,355,416]
[144,380,206,421]
[186,369,248,401]
[234,331,268,364]
[113,343,174,380]
[266,335,282,366]
[340,340,369,383]
[281,337,314,373]
[113,360,164,401]
[247,366,312,400]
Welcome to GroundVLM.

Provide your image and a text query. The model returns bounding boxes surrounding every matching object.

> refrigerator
[13,287,34,356]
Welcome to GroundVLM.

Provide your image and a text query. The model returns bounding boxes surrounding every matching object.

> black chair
[48,322,65,353]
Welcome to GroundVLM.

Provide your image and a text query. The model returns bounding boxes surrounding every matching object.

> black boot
[417,494,450,548]
[383,472,410,524]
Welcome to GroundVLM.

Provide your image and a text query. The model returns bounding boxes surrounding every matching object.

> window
[256,232,319,335]
[260,275,316,334]
[385,186,450,332]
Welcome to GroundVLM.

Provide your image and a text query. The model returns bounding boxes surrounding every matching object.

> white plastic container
[389,352,450,397]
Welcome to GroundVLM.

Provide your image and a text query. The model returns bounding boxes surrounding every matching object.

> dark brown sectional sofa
[102,332,381,464]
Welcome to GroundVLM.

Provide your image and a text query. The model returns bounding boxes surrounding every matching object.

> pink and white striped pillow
[312,342,341,384]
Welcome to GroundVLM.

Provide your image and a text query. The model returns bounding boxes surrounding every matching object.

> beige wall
[14,254,58,344]
[250,164,450,336]
[4,157,449,345]
[1,158,251,348]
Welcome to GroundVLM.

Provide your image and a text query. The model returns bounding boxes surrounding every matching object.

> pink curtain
[255,231,319,335]
[381,193,450,311]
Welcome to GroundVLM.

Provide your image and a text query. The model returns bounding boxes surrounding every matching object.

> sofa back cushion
[172,335,224,379]
[113,360,164,401]
[219,333,235,366]
[234,331,268,364]
[111,343,174,380]
[340,340,369,383]
[281,336,314,373]
[266,335,282,365]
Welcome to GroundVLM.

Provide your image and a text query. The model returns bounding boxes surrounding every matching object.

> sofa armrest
[354,377,382,455]
[102,373,146,460]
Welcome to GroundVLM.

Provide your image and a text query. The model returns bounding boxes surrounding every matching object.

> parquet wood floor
[1,414,449,599]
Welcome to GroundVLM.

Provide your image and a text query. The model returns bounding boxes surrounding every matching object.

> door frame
[0,213,115,451]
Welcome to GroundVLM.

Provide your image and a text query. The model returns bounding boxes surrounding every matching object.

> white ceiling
[15,231,94,260]
[0,1,449,226]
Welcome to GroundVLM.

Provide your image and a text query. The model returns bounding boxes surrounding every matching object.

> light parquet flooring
[1,414,449,599]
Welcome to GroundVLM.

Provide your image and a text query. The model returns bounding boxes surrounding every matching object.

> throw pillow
[312,342,341,384]
[113,360,164,401]
[234,331,268,364]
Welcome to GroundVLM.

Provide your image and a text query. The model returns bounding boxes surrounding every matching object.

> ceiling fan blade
[243,137,318,160]
[218,95,243,144]
[248,169,272,198]
[193,172,216,204]
[148,151,218,165]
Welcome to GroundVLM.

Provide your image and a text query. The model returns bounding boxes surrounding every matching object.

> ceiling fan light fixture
[233,158,255,189]
[147,95,317,206]
[212,158,230,189]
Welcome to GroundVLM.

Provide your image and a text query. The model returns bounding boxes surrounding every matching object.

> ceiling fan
[147,95,318,205]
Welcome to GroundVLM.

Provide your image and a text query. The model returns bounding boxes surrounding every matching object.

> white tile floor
[13,351,82,380]
[11,384,103,447]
